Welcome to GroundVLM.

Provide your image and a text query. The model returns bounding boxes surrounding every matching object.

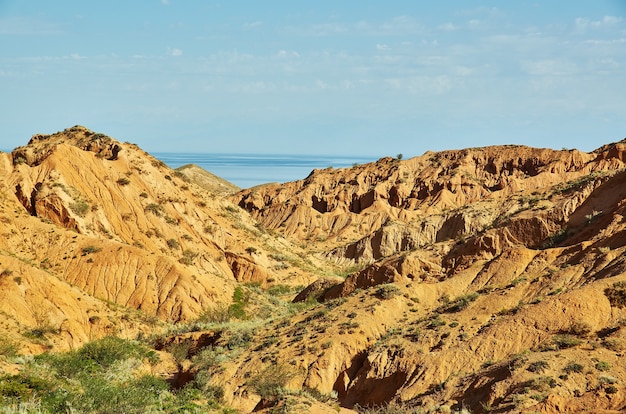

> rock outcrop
[3,127,626,413]
[0,126,323,352]
[212,138,626,413]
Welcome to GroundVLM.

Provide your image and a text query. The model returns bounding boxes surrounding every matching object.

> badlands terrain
[0,126,625,413]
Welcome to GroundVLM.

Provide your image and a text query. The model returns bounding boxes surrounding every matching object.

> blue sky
[1,1,625,157]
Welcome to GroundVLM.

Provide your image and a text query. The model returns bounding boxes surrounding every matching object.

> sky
[1,1,625,158]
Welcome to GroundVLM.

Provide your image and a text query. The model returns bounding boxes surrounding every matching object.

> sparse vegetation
[144,203,163,216]
[527,360,549,373]
[595,361,611,371]
[553,172,604,195]
[442,292,479,313]
[563,362,584,374]
[179,249,198,265]
[81,245,101,255]
[375,284,400,300]
[542,227,569,248]
[69,200,90,217]
[0,336,18,358]
[604,281,626,308]
[6,128,626,413]
[116,177,131,186]
[566,321,592,337]
[553,334,583,349]
[247,363,296,399]
[0,336,223,412]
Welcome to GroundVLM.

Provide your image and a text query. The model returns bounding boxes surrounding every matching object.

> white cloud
[523,59,579,76]
[468,19,482,29]
[385,75,452,95]
[277,50,300,58]
[378,15,424,35]
[576,15,623,31]
[376,44,390,51]
[243,21,262,30]
[161,0,169,5]
[454,66,473,76]
[168,48,183,57]
[316,79,328,89]
[438,23,457,31]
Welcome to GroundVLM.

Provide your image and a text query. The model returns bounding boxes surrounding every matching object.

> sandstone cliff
[210,139,626,413]
[2,127,626,414]
[0,126,330,353]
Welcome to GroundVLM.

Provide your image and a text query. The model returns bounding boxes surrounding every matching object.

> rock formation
[2,127,626,413]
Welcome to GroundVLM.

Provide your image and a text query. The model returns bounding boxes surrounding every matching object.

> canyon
[1,126,625,413]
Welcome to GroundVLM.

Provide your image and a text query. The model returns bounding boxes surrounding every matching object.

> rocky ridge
[1,127,626,413]
[0,126,332,352]
[215,139,626,412]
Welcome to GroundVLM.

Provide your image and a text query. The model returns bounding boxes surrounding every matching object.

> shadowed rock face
[3,127,626,413]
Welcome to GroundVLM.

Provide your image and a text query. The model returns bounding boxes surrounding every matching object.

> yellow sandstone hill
[218,139,626,413]
[0,126,329,353]
[1,126,626,413]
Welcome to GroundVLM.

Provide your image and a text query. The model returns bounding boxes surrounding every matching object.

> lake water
[153,153,378,189]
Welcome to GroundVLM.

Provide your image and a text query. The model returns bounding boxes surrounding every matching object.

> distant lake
[153,153,378,189]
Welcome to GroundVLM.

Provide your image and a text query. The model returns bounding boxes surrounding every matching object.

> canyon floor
[1,126,625,413]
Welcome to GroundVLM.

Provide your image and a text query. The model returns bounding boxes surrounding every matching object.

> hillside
[0,126,336,354]
[222,139,626,413]
[1,126,626,413]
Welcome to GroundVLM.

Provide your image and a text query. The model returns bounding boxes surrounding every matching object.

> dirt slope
[2,127,626,413]
[207,139,626,413]
[0,126,331,353]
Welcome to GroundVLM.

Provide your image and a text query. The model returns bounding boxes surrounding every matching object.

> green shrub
[144,203,163,216]
[225,329,253,350]
[179,249,198,265]
[527,360,549,373]
[227,286,249,320]
[542,227,568,249]
[266,284,295,296]
[443,292,479,313]
[563,362,584,374]
[0,336,18,357]
[39,336,147,378]
[553,334,582,349]
[567,321,592,337]
[197,305,232,324]
[82,245,102,255]
[0,337,224,413]
[247,363,296,398]
[595,361,611,372]
[375,284,400,300]
[116,177,131,186]
[602,338,624,351]
[427,316,446,329]
[71,374,170,413]
[69,200,90,217]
